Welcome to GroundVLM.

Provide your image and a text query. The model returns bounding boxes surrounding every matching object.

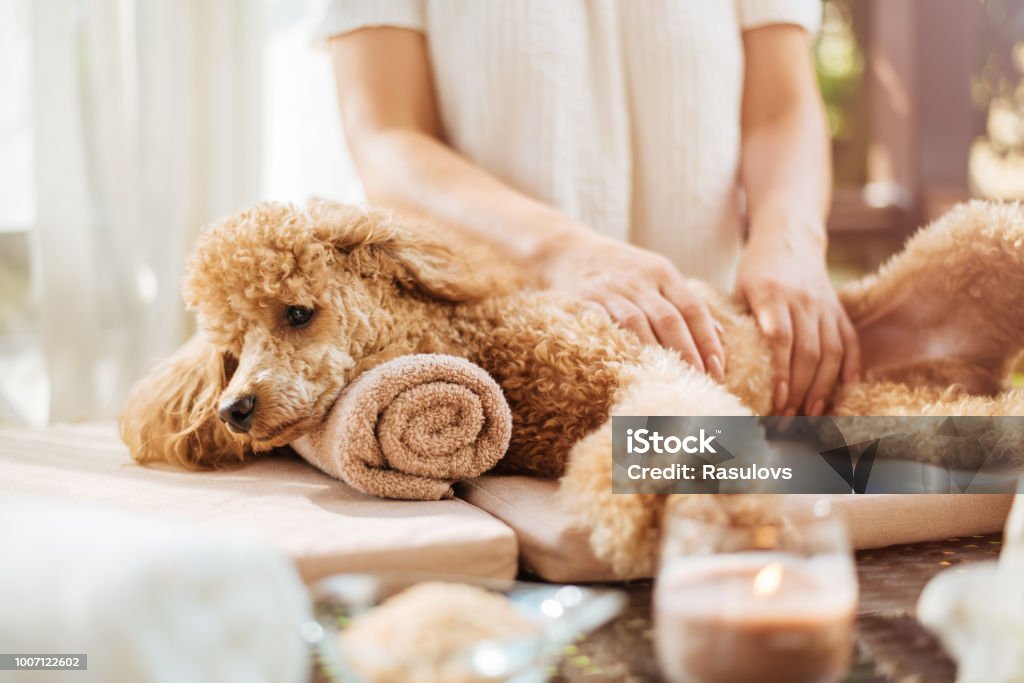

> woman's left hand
[735,221,860,417]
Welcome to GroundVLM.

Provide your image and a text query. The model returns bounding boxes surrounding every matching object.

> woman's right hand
[536,229,726,381]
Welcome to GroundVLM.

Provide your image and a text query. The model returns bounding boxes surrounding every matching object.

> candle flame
[752,562,784,598]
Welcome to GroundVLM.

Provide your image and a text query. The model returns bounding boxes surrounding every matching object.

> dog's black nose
[218,395,256,433]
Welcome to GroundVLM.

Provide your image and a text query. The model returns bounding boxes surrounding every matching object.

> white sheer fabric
[25,0,263,422]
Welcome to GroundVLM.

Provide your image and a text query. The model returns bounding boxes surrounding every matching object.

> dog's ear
[306,199,517,301]
[120,333,248,469]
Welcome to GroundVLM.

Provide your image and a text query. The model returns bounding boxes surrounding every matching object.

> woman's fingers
[636,293,705,372]
[803,316,844,416]
[544,241,730,380]
[750,288,858,416]
[838,312,862,385]
[749,291,793,413]
[785,303,821,414]
[661,280,725,380]
[600,295,659,346]
[600,278,725,381]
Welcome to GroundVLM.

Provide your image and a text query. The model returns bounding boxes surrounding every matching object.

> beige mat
[0,423,518,581]
[457,475,1015,583]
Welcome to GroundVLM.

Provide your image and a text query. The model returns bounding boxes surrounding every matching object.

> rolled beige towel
[292,354,512,500]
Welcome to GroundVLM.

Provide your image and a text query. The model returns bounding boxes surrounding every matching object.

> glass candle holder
[654,502,857,683]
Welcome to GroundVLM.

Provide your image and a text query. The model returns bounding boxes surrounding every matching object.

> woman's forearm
[331,28,590,270]
[740,26,831,246]
[347,126,589,267]
[741,110,830,246]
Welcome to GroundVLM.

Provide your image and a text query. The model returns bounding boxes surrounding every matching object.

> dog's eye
[285,305,314,327]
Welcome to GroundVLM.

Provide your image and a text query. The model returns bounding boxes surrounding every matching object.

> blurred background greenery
[816,0,1024,301]
[816,0,1024,383]
[816,0,868,188]
[816,0,1024,208]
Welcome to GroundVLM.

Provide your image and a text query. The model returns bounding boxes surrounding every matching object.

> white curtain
[28,0,264,423]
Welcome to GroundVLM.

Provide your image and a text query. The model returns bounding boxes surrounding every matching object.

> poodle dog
[121,199,1024,576]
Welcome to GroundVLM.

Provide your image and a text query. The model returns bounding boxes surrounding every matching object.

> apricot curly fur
[120,199,1024,576]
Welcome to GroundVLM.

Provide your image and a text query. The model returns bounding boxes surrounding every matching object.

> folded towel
[293,354,512,501]
[0,497,311,683]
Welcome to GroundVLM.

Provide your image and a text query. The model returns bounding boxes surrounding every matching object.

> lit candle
[654,552,856,683]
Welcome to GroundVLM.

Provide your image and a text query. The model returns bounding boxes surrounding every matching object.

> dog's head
[120,200,499,468]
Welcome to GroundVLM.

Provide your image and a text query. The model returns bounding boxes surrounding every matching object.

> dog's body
[121,199,1024,575]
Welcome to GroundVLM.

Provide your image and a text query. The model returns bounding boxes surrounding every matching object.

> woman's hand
[735,222,860,416]
[537,229,726,381]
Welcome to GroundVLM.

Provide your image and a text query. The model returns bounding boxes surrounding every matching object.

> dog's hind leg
[835,380,1024,418]
[840,201,1024,394]
[559,345,754,577]
[832,383,1024,470]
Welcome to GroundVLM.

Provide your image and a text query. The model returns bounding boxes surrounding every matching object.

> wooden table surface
[552,534,1002,683]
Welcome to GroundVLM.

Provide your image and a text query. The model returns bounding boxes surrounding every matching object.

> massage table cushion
[0,423,519,581]
[457,476,1015,582]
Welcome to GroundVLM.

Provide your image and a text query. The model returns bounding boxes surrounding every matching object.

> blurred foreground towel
[293,354,512,501]
[0,498,311,683]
